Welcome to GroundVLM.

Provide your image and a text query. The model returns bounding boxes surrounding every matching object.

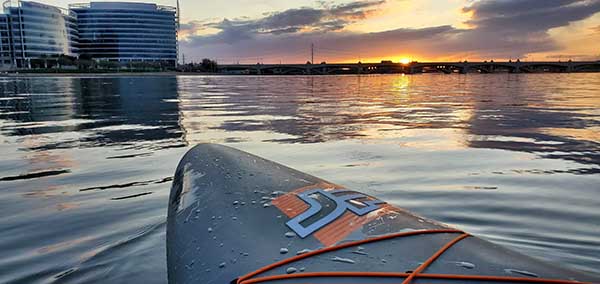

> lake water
[0,74,599,283]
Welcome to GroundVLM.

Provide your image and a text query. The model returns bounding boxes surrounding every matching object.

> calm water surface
[0,74,599,283]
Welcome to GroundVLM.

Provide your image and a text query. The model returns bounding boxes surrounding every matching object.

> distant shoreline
[3,71,600,77]
[3,69,600,77]
[2,60,599,76]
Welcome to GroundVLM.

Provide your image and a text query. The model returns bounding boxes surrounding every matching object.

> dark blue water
[0,74,598,283]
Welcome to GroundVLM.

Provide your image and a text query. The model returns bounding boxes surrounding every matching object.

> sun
[399,58,411,64]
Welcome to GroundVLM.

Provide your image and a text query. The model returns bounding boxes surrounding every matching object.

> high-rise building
[0,14,11,68]
[1,0,78,68]
[0,1,178,70]
[70,2,177,66]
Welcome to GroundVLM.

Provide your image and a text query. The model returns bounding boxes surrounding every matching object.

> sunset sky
[45,0,600,63]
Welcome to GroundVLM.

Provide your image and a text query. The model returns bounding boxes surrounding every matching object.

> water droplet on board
[456,261,475,269]
[280,248,289,254]
[286,267,297,274]
[263,203,271,208]
[297,249,312,255]
[504,269,539,278]
[331,256,355,264]
[208,227,213,233]
[219,262,226,268]
[285,232,296,238]
[233,200,239,205]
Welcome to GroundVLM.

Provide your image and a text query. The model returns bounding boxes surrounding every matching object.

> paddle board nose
[167,144,599,284]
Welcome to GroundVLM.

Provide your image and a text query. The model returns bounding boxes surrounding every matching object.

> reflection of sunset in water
[539,127,600,143]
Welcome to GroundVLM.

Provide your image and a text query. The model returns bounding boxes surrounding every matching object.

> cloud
[180,0,600,62]
[544,54,594,60]
[188,0,386,45]
[183,25,460,63]
[447,0,600,58]
[328,0,385,19]
[178,19,213,38]
[462,0,598,32]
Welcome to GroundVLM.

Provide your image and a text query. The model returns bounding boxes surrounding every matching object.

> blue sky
[43,0,600,63]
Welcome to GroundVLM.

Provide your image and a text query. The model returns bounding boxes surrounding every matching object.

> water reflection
[177,75,469,144]
[0,76,185,151]
[0,74,599,283]
[2,75,597,170]
[175,75,600,171]
[465,75,600,172]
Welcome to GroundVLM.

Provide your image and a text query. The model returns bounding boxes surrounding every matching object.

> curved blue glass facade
[70,2,177,65]
[0,14,10,67]
[2,0,78,67]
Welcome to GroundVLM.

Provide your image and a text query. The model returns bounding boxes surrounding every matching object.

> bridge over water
[219,61,600,75]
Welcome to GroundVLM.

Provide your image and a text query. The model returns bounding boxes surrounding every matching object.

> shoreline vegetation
[1,71,219,77]
[0,57,220,76]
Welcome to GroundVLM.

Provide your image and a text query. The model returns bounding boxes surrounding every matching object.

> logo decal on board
[285,188,385,238]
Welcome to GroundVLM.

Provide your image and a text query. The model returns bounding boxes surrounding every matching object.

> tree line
[24,54,213,72]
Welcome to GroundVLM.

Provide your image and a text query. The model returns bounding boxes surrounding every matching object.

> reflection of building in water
[0,77,80,175]
[0,76,80,127]
[77,76,184,148]
[0,76,184,151]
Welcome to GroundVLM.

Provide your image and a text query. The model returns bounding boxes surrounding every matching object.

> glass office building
[0,1,178,69]
[0,14,10,68]
[70,2,177,66]
[2,0,78,68]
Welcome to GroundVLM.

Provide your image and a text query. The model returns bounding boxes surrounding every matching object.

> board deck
[167,144,600,284]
